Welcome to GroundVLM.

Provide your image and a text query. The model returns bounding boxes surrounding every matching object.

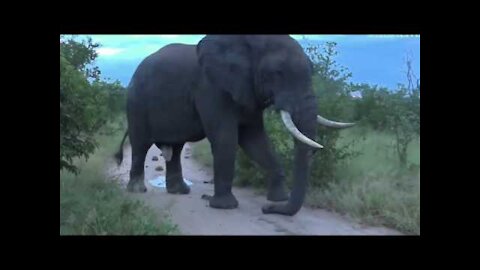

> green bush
[352,84,391,130]
[352,62,420,168]
[60,35,177,235]
[60,35,127,174]
[385,85,420,167]
[60,124,178,235]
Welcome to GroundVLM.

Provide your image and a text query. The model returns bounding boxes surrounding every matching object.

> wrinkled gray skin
[116,35,342,216]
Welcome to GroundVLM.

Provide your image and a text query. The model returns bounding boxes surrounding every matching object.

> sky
[75,34,420,90]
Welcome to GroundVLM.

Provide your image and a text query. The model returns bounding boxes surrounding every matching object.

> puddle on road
[149,176,194,188]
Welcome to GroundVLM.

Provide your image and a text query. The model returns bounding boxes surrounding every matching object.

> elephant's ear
[196,35,256,110]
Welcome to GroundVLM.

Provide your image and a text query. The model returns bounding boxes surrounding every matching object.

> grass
[191,139,213,168]
[60,119,179,235]
[306,127,420,234]
[191,127,420,235]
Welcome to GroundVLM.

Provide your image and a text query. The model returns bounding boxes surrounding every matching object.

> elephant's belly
[145,79,205,144]
[148,109,205,144]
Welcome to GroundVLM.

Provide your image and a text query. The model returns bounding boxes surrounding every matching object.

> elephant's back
[129,43,200,97]
[145,43,199,72]
[127,43,204,144]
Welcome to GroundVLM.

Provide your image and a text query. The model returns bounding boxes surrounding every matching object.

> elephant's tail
[114,129,128,166]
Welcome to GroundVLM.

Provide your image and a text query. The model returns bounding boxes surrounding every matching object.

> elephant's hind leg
[127,143,150,193]
[164,144,190,194]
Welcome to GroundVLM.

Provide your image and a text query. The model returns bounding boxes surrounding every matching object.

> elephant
[114,35,354,216]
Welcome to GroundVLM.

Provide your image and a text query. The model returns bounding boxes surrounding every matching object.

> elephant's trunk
[263,96,318,216]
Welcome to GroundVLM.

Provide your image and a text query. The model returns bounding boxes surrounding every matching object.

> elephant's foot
[166,179,191,194]
[267,183,289,202]
[262,203,299,216]
[127,180,147,193]
[209,193,239,209]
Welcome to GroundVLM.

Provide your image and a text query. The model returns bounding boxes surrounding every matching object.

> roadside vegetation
[60,35,178,235]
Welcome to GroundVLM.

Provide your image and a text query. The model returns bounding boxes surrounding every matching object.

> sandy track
[106,142,402,235]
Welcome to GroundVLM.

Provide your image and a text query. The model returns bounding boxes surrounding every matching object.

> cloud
[90,35,348,61]
[96,47,125,56]
[291,35,347,41]
[128,35,150,39]
[84,34,419,89]
[294,34,420,45]
[367,34,420,39]
[159,35,180,39]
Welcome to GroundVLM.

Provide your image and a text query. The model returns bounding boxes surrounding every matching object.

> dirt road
[106,142,402,235]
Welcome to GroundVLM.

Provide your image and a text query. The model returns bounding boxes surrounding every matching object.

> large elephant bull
[115,35,354,216]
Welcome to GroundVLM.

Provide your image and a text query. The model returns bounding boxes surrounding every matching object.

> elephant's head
[196,35,354,215]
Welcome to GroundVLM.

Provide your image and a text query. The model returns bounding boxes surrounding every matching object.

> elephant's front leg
[207,124,239,209]
[239,123,289,202]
